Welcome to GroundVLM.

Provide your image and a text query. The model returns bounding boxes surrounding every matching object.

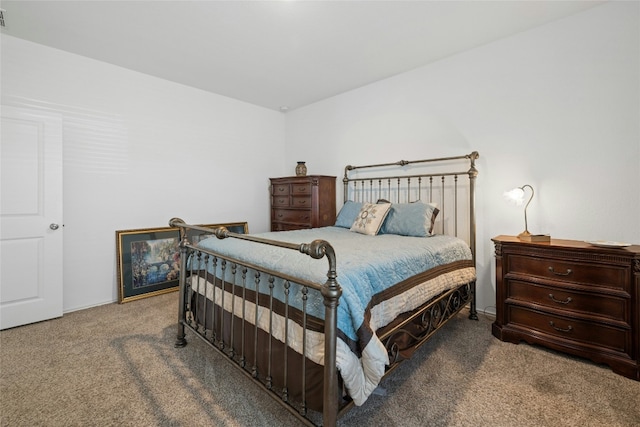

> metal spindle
[252,271,260,378]
[266,276,275,390]
[240,267,247,368]
[282,280,290,402]
[229,263,237,359]
[202,254,210,339]
[429,176,433,203]
[454,175,459,237]
[219,260,227,350]
[195,251,204,333]
[441,176,445,235]
[300,286,308,416]
[210,256,217,342]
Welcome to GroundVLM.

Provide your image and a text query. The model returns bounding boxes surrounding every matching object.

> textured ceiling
[0,1,604,111]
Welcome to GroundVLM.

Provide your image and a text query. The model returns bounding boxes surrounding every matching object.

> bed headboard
[342,151,479,262]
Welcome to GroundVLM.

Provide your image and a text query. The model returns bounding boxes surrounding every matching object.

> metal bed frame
[170,151,479,426]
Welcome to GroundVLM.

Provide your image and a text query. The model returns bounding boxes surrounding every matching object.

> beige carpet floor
[1,291,638,426]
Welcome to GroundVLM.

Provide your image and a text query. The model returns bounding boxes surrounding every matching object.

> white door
[1,106,63,330]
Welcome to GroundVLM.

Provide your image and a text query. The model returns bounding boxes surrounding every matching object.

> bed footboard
[170,218,343,427]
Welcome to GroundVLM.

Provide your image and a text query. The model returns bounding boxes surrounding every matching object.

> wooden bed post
[170,218,189,347]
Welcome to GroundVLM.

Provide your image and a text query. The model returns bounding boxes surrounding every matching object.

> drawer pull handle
[549,321,573,333]
[548,266,572,276]
[548,294,572,305]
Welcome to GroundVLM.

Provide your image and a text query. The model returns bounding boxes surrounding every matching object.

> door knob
[50,223,60,230]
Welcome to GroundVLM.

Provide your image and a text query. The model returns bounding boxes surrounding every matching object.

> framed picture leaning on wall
[116,222,249,303]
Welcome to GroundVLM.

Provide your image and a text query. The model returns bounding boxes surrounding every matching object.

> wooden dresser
[270,175,336,231]
[492,235,640,381]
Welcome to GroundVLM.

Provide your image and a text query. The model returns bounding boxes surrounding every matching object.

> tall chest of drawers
[492,235,640,381]
[270,175,336,231]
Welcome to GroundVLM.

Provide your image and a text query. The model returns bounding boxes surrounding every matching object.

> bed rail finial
[467,151,479,177]
[212,226,230,239]
[343,165,355,181]
[169,217,185,228]
[169,217,188,244]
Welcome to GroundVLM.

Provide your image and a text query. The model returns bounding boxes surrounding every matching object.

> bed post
[170,217,189,347]
[343,165,353,204]
[467,152,479,321]
[301,239,342,427]
[322,245,341,427]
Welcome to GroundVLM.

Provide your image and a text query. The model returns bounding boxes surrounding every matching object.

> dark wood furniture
[492,235,640,381]
[270,175,336,231]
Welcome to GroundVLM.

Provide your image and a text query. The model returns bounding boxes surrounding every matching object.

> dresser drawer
[508,305,629,355]
[508,280,627,323]
[508,254,629,291]
[272,196,290,207]
[291,183,311,195]
[290,196,311,208]
[272,209,311,224]
[272,184,290,196]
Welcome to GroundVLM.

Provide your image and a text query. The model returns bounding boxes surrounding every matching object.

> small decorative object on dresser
[492,235,640,381]
[295,161,307,176]
[270,175,336,231]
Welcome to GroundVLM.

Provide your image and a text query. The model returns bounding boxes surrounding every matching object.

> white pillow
[350,202,392,236]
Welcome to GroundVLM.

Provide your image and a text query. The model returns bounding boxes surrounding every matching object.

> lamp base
[518,231,551,242]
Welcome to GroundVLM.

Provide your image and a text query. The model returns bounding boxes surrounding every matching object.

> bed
[170,151,479,426]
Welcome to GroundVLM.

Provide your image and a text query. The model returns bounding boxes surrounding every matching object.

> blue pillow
[380,201,439,237]
[334,201,363,228]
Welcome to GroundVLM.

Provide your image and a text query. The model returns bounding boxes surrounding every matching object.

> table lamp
[503,184,550,242]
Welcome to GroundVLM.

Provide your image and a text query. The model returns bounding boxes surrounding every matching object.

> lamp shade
[503,187,527,205]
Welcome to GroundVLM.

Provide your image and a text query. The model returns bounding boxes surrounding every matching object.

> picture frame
[116,222,248,303]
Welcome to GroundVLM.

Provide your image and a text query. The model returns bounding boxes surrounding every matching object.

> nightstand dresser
[492,235,640,381]
[270,175,336,231]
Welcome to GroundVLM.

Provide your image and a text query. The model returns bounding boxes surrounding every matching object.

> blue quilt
[195,226,472,342]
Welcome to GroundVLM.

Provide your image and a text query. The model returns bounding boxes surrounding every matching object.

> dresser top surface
[492,235,640,254]
[270,175,336,180]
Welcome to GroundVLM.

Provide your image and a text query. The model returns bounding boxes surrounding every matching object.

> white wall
[285,2,640,314]
[1,35,286,312]
[2,2,638,316]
